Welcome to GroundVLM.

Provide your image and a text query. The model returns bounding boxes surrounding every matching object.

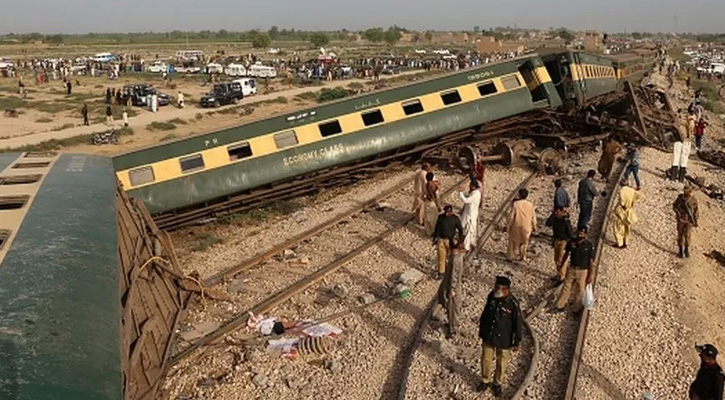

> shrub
[147,121,177,131]
[317,87,349,103]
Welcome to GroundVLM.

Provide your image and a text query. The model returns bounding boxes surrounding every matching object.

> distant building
[431,32,470,44]
[583,30,602,51]
[475,36,525,54]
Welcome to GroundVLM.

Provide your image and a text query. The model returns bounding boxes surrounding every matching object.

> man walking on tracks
[435,237,465,335]
[689,344,723,400]
[612,180,642,249]
[554,227,596,315]
[477,276,523,396]
[423,172,441,236]
[459,180,482,251]
[673,186,699,258]
[413,163,432,226]
[598,136,623,182]
[577,170,605,230]
[508,188,536,262]
[546,206,574,285]
[554,179,571,211]
[432,205,464,280]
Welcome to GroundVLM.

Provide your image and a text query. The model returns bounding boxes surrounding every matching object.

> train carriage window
[12,162,50,169]
[228,142,253,161]
[440,90,462,105]
[477,82,497,96]
[274,130,299,149]
[318,120,343,137]
[179,154,205,173]
[0,175,42,185]
[501,75,521,90]
[0,195,29,210]
[0,229,9,250]
[24,152,57,158]
[361,109,385,126]
[402,99,424,115]
[129,167,155,186]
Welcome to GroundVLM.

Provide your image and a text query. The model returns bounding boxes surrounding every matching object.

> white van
[710,63,725,75]
[92,53,115,63]
[248,64,277,78]
[224,63,247,77]
[233,78,258,96]
[206,63,224,74]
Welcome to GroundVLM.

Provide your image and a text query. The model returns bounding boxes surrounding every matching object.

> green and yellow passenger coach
[113,49,655,216]
[113,54,561,214]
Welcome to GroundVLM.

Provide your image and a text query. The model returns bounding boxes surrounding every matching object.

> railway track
[398,154,628,400]
[166,170,471,367]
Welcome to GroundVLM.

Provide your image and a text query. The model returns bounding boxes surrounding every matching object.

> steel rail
[396,170,538,400]
[166,174,471,367]
[563,161,629,400]
[202,176,413,286]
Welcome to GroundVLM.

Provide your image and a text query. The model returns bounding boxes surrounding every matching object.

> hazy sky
[0,0,722,34]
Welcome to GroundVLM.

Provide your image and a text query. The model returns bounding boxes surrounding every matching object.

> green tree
[268,26,280,40]
[250,32,272,48]
[363,28,385,43]
[631,32,642,40]
[424,31,433,44]
[383,28,402,46]
[554,28,576,42]
[474,25,481,34]
[309,32,330,47]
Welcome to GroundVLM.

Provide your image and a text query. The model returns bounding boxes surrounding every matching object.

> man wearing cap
[690,344,723,400]
[432,205,464,279]
[554,227,596,314]
[478,276,524,396]
[673,186,699,258]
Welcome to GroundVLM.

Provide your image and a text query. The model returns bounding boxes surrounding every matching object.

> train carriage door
[518,60,549,105]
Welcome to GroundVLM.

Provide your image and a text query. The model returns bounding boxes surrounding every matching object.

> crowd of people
[410,129,721,397]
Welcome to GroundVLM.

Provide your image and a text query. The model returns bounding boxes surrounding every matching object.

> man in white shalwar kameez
[459,180,482,251]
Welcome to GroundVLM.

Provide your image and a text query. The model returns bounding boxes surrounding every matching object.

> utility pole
[672,14,678,35]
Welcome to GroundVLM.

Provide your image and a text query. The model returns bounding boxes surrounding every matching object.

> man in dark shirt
[690,344,724,400]
[554,179,571,211]
[432,205,464,279]
[477,276,523,396]
[577,170,605,230]
[554,227,595,314]
[546,206,574,284]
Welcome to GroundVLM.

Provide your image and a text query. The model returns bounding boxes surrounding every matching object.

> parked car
[122,84,171,107]
[199,82,243,108]
[147,61,168,73]
[225,63,247,77]
[381,65,402,75]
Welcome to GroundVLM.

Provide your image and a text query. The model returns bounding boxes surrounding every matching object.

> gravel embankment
[160,165,529,400]
[576,145,725,400]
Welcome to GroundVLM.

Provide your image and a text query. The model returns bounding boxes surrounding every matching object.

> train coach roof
[0,153,121,400]
[112,53,541,170]
[606,53,644,64]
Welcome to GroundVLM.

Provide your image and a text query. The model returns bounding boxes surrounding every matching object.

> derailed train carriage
[0,152,188,400]
[112,49,656,222]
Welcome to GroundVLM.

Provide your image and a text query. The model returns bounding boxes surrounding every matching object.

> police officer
[673,185,699,258]
[690,344,723,400]
[477,276,524,396]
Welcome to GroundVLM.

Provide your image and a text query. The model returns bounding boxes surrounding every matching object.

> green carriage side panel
[128,89,534,213]
[113,56,536,171]
[0,153,21,171]
[0,154,121,400]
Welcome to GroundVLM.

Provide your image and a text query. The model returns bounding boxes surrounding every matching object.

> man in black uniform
[432,205,464,280]
[554,227,595,314]
[546,206,575,285]
[477,276,524,396]
[690,344,724,400]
